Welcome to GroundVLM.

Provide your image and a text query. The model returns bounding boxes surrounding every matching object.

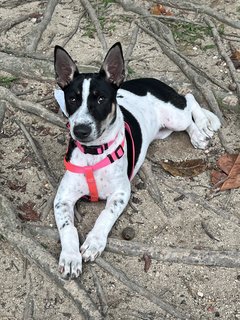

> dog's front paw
[80,233,107,262]
[59,250,82,279]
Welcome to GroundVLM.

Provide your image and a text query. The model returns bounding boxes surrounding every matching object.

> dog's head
[54,42,125,144]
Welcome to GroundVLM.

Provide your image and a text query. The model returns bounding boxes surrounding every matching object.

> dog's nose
[73,124,92,140]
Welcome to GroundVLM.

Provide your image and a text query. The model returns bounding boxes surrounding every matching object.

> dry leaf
[143,253,152,272]
[230,49,240,69]
[159,159,207,177]
[18,201,40,221]
[211,153,240,190]
[7,180,27,192]
[210,170,227,187]
[150,4,173,16]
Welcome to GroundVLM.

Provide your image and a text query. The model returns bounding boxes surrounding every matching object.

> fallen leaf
[230,49,240,69]
[7,180,26,192]
[143,253,152,272]
[211,153,240,190]
[159,159,207,177]
[18,201,40,221]
[150,4,173,16]
[210,170,227,187]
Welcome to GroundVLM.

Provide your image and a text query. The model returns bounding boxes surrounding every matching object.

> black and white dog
[53,42,220,278]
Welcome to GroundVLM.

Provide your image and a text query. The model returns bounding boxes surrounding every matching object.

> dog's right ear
[54,46,79,89]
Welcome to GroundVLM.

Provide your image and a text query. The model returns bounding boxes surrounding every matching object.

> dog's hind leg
[155,128,173,139]
[185,93,221,149]
[186,93,221,137]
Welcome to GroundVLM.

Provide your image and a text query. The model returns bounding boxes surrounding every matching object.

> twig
[61,12,85,48]
[138,20,228,93]
[125,25,139,77]
[22,273,34,320]
[150,14,204,26]
[139,161,170,217]
[0,13,34,33]
[106,238,240,268]
[41,190,57,220]
[125,25,139,64]
[25,0,59,52]
[115,0,176,47]
[80,0,107,51]
[0,86,65,128]
[157,0,240,29]
[161,180,240,226]
[136,22,225,124]
[0,0,36,8]
[95,257,189,319]
[0,49,98,74]
[0,51,54,82]
[15,119,58,188]
[0,100,7,132]
[204,17,240,102]
[90,268,108,316]
[26,225,59,241]
[0,195,102,320]
[116,1,228,93]
[201,221,220,242]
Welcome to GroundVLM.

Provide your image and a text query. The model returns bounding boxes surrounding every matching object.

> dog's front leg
[54,174,85,278]
[81,183,131,262]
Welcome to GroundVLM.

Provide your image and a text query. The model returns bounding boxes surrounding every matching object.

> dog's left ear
[100,42,125,87]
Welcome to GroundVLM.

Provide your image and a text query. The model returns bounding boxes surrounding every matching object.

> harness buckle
[114,144,124,159]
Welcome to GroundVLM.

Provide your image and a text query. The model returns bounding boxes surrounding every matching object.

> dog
[53,42,221,278]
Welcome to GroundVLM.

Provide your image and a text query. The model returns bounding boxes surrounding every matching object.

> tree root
[95,257,189,319]
[106,238,240,268]
[0,100,7,131]
[139,161,170,217]
[25,0,59,52]
[0,13,35,33]
[15,119,58,188]
[204,17,240,102]
[0,194,102,320]
[136,22,225,124]
[156,0,240,29]
[0,86,65,128]
[80,0,107,51]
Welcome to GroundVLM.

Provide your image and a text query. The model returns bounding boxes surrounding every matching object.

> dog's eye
[97,96,105,104]
[69,97,76,103]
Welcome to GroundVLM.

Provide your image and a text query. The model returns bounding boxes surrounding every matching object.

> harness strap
[76,140,115,155]
[64,138,125,201]
[124,122,135,180]
[84,167,99,202]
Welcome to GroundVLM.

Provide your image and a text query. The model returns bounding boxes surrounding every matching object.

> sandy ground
[0,0,240,319]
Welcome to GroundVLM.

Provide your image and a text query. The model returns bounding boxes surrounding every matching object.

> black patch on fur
[63,73,92,116]
[60,221,70,230]
[65,136,76,162]
[120,106,142,178]
[88,75,118,122]
[120,78,186,109]
[63,73,118,137]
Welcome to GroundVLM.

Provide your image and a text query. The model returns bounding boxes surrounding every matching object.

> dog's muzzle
[73,124,92,141]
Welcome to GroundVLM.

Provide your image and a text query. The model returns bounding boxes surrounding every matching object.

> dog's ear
[54,46,79,89]
[100,42,125,87]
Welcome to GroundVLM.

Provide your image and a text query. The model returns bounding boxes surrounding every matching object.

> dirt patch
[0,0,240,319]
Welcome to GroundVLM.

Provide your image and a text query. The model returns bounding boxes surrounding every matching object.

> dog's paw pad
[80,234,107,262]
[59,251,82,279]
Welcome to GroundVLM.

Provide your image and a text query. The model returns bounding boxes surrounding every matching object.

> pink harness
[64,122,135,202]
